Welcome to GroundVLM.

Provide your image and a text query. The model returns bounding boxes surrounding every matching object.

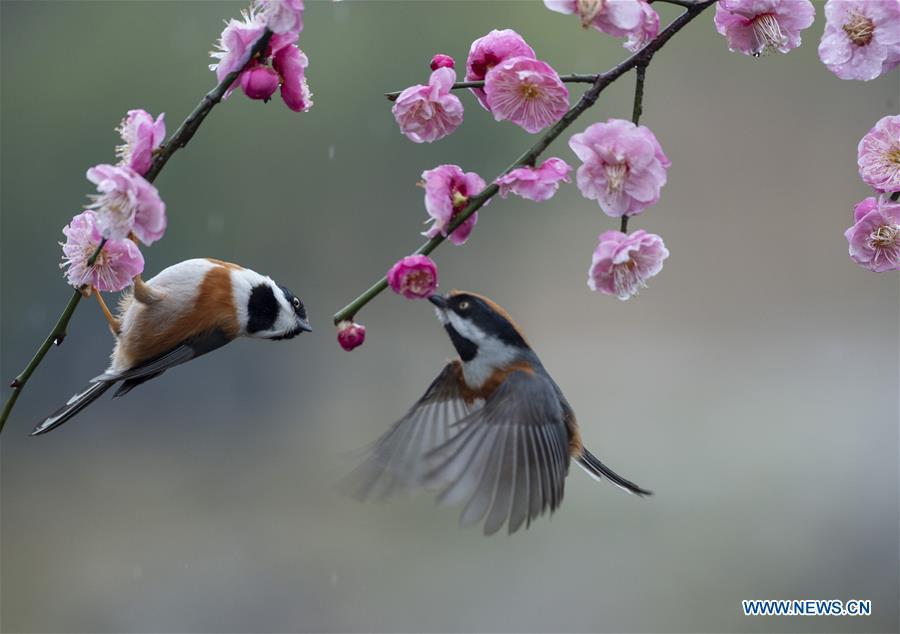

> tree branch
[0,29,274,434]
[334,1,716,325]
[385,74,600,101]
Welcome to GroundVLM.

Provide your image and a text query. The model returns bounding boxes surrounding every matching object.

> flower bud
[387,255,439,299]
[241,66,280,101]
[430,54,455,71]
[337,320,366,351]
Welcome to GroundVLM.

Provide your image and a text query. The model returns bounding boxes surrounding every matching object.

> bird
[31,258,311,436]
[348,290,651,535]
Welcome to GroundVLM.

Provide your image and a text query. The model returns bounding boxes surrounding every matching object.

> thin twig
[0,29,274,434]
[621,62,649,234]
[334,0,716,325]
[385,74,600,101]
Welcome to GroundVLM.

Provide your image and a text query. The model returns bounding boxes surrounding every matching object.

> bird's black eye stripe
[247,284,279,333]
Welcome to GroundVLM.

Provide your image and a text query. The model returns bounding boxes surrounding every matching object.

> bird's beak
[428,294,448,308]
[297,318,312,333]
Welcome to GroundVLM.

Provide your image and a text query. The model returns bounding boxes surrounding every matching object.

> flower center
[605,162,628,194]
[886,146,900,166]
[751,14,786,56]
[519,82,541,100]
[612,259,646,299]
[405,270,432,294]
[867,223,900,266]
[843,11,875,46]
[451,190,468,209]
[577,0,605,28]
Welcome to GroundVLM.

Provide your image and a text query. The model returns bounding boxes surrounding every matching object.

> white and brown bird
[32,258,310,436]
[350,290,650,535]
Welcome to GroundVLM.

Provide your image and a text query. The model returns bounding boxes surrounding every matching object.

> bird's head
[428,291,530,371]
[241,275,311,340]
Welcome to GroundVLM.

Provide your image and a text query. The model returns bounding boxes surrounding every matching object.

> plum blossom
[714,0,815,56]
[624,2,660,53]
[387,255,439,299]
[496,157,572,202]
[431,54,455,71]
[845,196,900,272]
[544,0,650,48]
[484,57,569,133]
[465,29,536,109]
[568,118,670,217]
[254,0,303,35]
[60,211,144,292]
[421,164,487,245]
[858,114,900,192]
[241,66,280,101]
[818,0,900,81]
[337,321,366,351]
[392,67,463,143]
[86,164,167,245]
[210,12,268,86]
[588,229,669,300]
[115,109,165,176]
[273,45,313,112]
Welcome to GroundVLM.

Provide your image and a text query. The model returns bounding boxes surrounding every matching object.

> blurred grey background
[1,1,898,632]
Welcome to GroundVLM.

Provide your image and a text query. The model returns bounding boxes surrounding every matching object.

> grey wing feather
[424,370,570,535]
[345,362,475,501]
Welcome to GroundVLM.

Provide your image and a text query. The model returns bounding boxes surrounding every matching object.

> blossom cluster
[210,0,311,111]
[60,109,168,292]
[845,115,900,272]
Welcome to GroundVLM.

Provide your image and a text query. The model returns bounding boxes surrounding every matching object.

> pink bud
[337,320,366,351]
[430,54,456,71]
[241,66,280,101]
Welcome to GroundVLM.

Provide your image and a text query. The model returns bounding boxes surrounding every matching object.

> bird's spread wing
[346,361,477,500]
[424,370,570,535]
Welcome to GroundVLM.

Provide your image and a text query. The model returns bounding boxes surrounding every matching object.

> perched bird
[349,290,650,535]
[32,258,310,436]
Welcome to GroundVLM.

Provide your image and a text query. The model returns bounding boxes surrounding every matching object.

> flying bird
[349,290,650,535]
[32,258,310,436]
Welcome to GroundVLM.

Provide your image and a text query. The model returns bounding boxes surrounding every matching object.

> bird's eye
[292,297,301,309]
[458,300,470,311]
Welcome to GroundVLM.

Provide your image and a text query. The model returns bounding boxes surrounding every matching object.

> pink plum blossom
[845,196,900,272]
[465,29,536,110]
[568,118,671,217]
[484,57,569,133]
[387,255,439,299]
[60,211,144,292]
[544,0,645,41]
[819,0,900,81]
[210,13,268,87]
[337,321,366,351]
[588,229,669,300]
[421,164,487,245]
[254,0,303,35]
[431,54,455,71]
[86,164,167,245]
[495,157,572,201]
[116,109,165,176]
[392,67,463,143]
[858,114,900,193]
[624,1,660,53]
[241,65,280,101]
[273,45,313,112]
[714,0,815,56]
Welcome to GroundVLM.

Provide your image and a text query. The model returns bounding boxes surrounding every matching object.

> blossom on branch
[421,164,487,245]
[544,0,660,51]
[624,1,660,53]
[484,57,569,133]
[254,0,303,35]
[845,196,900,272]
[387,255,439,299]
[86,164,166,245]
[568,118,670,217]
[392,67,464,143]
[465,29,536,110]
[240,66,281,101]
[858,114,900,193]
[60,211,144,292]
[818,0,900,81]
[714,0,815,57]
[588,229,668,300]
[430,54,456,71]
[496,157,572,202]
[273,45,313,111]
[116,109,165,176]
[337,320,367,351]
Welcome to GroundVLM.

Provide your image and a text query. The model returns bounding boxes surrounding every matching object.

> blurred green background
[1,1,898,632]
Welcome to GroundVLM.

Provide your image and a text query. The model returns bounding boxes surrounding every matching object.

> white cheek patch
[435,308,449,325]
[447,312,486,343]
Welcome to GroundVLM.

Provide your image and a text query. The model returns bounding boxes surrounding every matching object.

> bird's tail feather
[31,381,114,436]
[576,448,652,496]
